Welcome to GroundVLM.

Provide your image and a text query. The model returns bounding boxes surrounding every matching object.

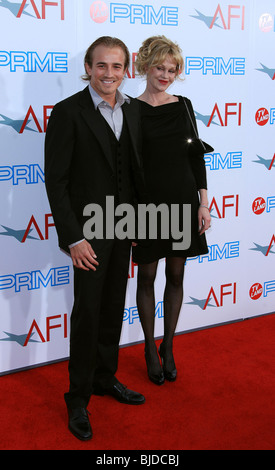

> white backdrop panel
[0,0,274,374]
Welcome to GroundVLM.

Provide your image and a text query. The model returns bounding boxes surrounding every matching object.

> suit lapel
[78,87,114,171]
[78,88,141,170]
[122,98,141,166]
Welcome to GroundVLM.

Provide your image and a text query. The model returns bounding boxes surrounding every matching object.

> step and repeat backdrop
[0,0,274,374]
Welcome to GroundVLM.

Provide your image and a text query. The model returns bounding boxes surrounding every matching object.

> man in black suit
[45,37,145,441]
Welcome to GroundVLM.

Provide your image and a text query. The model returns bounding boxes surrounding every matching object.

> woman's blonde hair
[135,35,184,78]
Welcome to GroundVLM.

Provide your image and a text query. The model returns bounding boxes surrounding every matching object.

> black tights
[136,257,186,374]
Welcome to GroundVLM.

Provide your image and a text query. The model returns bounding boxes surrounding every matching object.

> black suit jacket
[45,86,145,252]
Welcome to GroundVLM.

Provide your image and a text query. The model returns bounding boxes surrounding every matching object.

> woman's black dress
[132,95,209,264]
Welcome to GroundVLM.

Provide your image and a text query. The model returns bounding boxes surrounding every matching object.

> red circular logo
[255,108,269,126]
[249,283,263,300]
[90,1,109,23]
[252,197,266,214]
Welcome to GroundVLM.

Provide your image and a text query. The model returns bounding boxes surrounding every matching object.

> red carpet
[0,314,274,450]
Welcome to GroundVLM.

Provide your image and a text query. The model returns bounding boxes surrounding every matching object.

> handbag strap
[183,97,199,138]
[183,97,207,151]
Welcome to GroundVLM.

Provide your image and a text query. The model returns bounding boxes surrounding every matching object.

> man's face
[86,45,126,102]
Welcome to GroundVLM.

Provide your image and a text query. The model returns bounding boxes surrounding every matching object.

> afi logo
[24,313,68,347]
[196,103,242,127]
[21,105,53,133]
[0,105,53,134]
[204,282,237,309]
[0,214,55,243]
[209,194,239,219]
[15,0,65,20]
[209,102,242,127]
[22,214,55,242]
[191,4,245,30]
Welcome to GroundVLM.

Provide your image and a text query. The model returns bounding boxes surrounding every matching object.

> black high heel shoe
[158,344,177,382]
[144,349,165,385]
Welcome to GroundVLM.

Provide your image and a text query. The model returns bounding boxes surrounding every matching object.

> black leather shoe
[145,350,165,385]
[96,382,145,405]
[67,407,93,441]
[159,344,177,382]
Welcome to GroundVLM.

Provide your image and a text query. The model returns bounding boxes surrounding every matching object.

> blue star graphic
[0,0,36,17]
[209,209,219,219]
[185,296,216,310]
[255,63,275,80]
[0,114,37,133]
[0,225,40,242]
[194,111,220,127]
[249,243,275,256]
[0,332,40,347]
[252,155,275,170]
[190,9,222,29]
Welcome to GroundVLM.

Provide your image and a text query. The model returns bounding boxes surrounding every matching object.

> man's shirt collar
[88,83,130,109]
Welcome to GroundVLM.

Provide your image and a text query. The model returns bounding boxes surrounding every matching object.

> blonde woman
[132,36,212,385]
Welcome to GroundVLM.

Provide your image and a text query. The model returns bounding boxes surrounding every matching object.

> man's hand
[70,240,99,271]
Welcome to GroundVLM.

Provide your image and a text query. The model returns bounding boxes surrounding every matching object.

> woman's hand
[198,205,211,235]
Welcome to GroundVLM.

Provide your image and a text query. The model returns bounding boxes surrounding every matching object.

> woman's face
[147,55,177,92]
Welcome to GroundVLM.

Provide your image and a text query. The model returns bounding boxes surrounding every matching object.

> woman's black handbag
[183,97,214,155]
